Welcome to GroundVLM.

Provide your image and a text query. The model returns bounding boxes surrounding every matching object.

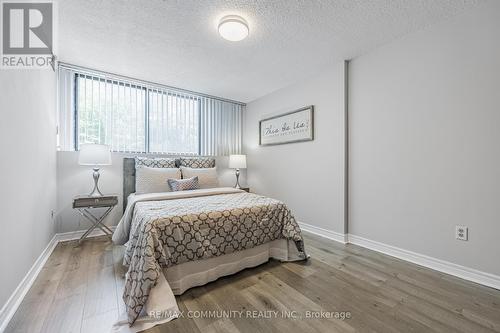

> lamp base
[234,168,241,189]
[89,168,104,197]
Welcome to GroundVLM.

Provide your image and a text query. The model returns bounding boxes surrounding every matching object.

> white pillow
[180,166,219,189]
[135,166,181,194]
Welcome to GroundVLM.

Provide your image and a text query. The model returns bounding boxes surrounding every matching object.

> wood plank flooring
[6,232,500,333]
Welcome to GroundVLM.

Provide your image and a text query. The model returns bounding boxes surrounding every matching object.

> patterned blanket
[119,190,306,325]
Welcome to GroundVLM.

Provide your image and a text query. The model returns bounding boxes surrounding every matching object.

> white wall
[0,70,57,307]
[56,152,245,233]
[244,62,346,233]
[349,1,500,276]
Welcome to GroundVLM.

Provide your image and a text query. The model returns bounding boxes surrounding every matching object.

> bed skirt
[112,238,303,332]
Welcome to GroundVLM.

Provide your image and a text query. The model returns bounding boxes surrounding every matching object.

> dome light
[218,15,249,42]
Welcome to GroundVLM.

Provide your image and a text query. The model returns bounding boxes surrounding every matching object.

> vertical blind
[200,98,242,156]
[148,89,199,154]
[57,64,244,156]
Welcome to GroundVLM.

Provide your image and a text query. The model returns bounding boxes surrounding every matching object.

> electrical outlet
[455,226,468,241]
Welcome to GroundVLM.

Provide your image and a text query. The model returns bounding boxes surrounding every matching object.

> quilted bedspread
[115,188,306,325]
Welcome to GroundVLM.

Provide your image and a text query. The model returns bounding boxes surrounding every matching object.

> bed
[111,157,307,332]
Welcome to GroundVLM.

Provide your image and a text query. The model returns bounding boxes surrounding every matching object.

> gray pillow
[179,157,215,168]
[135,156,176,168]
[167,176,200,191]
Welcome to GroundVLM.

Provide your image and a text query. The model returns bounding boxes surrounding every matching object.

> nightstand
[73,195,118,243]
[240,187,250,193]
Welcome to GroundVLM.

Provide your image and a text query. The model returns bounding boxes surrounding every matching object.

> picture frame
[259,105,314,146]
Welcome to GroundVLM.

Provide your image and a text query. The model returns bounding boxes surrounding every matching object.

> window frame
[73,73,201,155]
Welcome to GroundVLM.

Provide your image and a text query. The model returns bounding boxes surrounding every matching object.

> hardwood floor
[6,232,500,333]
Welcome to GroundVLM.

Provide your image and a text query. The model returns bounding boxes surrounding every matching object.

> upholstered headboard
[123,158,136,211]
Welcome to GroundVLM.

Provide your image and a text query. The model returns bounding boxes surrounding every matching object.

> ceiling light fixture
[218,15,249,42]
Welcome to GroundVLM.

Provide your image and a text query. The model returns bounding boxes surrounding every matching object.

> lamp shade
[229,154,246,169]
[78,144,112,166]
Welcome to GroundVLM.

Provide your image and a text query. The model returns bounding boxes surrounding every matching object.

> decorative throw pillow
[180,166,219,189]
[179,157,215,168]
[135,156,176,168]
[135,166,181,194]
[167,177,200,191]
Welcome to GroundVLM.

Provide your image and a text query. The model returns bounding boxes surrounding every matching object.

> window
[58,64,243,156]
[76,75,147,152]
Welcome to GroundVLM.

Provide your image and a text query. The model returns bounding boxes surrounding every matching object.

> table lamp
[79,144,112,197]
[228,154,246,189]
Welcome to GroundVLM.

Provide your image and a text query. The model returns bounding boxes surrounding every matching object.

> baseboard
[348,234,500,290]
[0,226,116,333]
[298,222,347,244]
[297,224,500,290]
[0,233,58,333]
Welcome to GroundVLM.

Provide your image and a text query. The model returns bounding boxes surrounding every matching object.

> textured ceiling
[57,0,483,102]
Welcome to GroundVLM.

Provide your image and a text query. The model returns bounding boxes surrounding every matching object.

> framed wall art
[259,105,314,146]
